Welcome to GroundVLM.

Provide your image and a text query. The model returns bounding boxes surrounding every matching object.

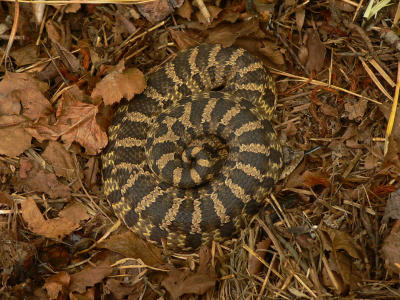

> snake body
[102,44,283,251]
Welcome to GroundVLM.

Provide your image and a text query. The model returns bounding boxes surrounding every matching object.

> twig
[0,0,19,68]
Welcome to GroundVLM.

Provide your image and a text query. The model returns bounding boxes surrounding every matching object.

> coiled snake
[102,44,283,251]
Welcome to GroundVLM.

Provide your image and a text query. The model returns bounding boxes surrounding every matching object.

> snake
[102,44,283,251]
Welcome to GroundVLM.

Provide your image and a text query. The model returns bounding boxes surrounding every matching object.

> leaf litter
[0,0,400,299]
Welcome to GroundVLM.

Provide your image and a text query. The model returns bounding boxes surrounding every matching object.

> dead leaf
[258,41,285,66]
[0,72,49,95]
[91,67,146,106]
[381,220,400,274]
[196,5,222,24]
[364,153,379,170]
[42,141,75,181]
[0,191,13,207]
[12,88,52,120]
[46,20,62,43]
[21,197,89,240]
[0,93,20,115]
[206,19,259,47]
[177,0,192,20]
[69,262,112,293]
[43,271,71,300]
[162,247,216,299]
[383,189,400,223]
[305,29,326,73]
[65,3,81,13]
[105,278,135,300]
[296,8,305,32]
[99,230,164,267]
[320,103,338,117]
[28,88,109,155]
[17,158,71,199]
[170,29,199,50]
[248,239,271,275]
[302,170,331,188]
[136,0,184,23]
[323,228,361,259]
[10,44,40,66]
[345,99,368,120]
[0,121,31,157]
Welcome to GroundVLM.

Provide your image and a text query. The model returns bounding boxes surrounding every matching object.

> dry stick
[270,68,382,105]
[114,20,166,56]
[257,253,277,300]
[352,0,364,22]
[384,62,400,155]
[0,0,19,68]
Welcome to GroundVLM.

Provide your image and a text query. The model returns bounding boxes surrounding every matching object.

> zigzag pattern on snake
[102,44,283,251]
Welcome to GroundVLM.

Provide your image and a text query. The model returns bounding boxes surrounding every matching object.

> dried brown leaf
[91,67,146,106]
[0,191,13,207]
[305,29,326,73]
[258,42,285,66]
[0,93,20,115]
[170,29,199,50]
[162,247,216,299]
[18,163,71,199]
[295,8,305,32]
[324,228,361,259]
[0,72,49,95]
[99,230,164,266]
[320,103,338,117]
[136,0,183,23]
[10,44,40,66]
[12,88,52,120]
[105,278,135,300]
[42,141,75,180]
[345,99,368,120]
[302,170,331,188]
[176,0,192,20]
[248,239,271,275]
[69,262,113,293]
[21,197,89,239]
[364,153,379,170]
[55,91,108,155]
[46,20,61,43]
[0,123,31,157]
[43,271,70,300]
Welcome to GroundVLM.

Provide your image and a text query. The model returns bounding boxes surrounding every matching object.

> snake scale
[102,44,283,251]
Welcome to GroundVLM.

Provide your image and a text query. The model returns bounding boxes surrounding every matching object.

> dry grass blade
[358,56,393,101]
[369,58,396,87]
[0,0,19,67]
[270,68,382,104]
[384,61,400,155]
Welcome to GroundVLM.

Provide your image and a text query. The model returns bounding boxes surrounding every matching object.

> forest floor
[0,0,400,299]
